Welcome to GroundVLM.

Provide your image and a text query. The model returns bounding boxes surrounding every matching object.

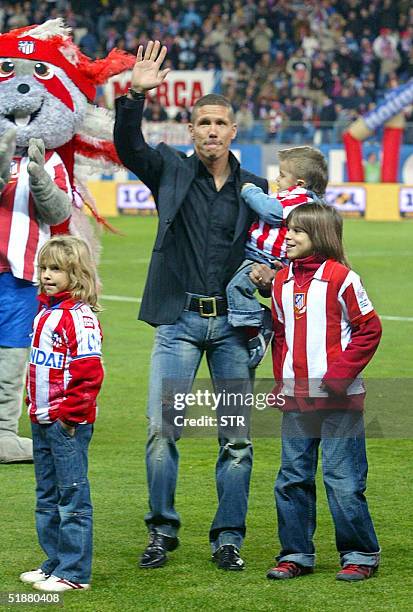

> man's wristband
[128,88,146,101]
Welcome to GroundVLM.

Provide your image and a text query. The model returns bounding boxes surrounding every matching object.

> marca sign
[104,70,215,115]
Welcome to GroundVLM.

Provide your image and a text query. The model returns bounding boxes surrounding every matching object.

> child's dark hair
[286,203,349,266]
[279,146,328,196]
[37,235,101,311]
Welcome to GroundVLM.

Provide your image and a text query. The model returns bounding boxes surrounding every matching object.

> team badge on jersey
[356,284,371,311]
[51,331,63,348]
[83,316,95,329]
[294,292,307,317]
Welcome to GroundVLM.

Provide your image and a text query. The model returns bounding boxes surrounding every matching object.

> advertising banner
[103,70,215,116]
[399,186,413,217]
[325,185,366,216]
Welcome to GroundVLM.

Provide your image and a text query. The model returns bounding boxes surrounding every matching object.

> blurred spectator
[302,97,315,142]
[143,100,168,122]
[286,48,312,98]
[174,105,191,124]
[79,28,99,58]
[302,28,320,59]
[249,18,273,58]
[319,95,337,143]
[104,26,120,53]
[235,102,255,142]
[263,100,284,143]
[373,28,401,87]
[364,152,381,182]
[404,105,413,143]
[175,30,199,69]
[180,2,202,30]
[281,98,306,144]
[254,52,275,87]
[272,30,295,58]
[310,52,332,105]
[332,105,356,144]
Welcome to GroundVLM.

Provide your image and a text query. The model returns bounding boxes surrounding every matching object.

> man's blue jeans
[145,302,254,552]
[31,421,93,583]
[275,410,380,568]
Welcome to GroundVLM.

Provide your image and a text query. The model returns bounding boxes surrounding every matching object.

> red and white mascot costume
[0,19,134,462]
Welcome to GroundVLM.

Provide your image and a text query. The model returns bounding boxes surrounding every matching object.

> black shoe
[139,532,179,569]
[212,545,245,571]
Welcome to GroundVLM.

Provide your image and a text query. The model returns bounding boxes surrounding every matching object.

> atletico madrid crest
[294,292,306,317]
[18,40,35,54]
[51,332,63,349]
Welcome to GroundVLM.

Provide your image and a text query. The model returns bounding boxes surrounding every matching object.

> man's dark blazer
[114,96,268,326]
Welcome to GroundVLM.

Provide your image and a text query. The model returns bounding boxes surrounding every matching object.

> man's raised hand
[130,40,170,94]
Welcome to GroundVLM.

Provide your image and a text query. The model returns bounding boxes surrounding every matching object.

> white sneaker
[33,575,90,592]
[20,568,50,584]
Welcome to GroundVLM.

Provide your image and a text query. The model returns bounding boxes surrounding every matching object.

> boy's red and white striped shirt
[27,296,103,424]
[0,151,72,282]
[247,185,314,260]
[272,259,376,398]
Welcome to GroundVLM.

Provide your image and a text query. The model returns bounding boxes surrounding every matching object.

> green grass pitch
[2,217,412,611]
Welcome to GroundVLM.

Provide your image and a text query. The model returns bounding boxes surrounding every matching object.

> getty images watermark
[172,388,285,428]
[160,378,413,438]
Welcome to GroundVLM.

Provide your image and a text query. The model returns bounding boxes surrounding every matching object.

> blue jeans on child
[31,421,93,583]
[275,410,380,568]
[145,297,254,552]
[226,260,264,328]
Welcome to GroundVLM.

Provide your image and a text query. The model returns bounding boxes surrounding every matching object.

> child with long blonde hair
[20,236,104,593]
[268,203,381,582]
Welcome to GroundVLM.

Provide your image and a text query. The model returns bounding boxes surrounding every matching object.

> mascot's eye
[34,63,53,79]
[0,61,15,77]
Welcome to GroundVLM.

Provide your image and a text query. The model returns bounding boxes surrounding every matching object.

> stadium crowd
[1,0,413,142]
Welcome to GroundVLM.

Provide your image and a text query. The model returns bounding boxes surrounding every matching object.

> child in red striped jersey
[21,236,104,593]
[268,203,381,583]
[226,146,328,368]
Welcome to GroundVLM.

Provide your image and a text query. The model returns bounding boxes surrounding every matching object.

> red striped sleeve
[322,314,382,395]
[342,281,374,326]
[58,356,104,423]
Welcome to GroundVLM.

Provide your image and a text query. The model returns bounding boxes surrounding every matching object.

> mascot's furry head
[0,18,134,222]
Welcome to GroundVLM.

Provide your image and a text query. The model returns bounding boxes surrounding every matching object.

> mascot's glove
[0,128,17,193]
[28,138,71,225]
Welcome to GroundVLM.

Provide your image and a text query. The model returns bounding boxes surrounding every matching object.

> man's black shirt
[172,152,241,297]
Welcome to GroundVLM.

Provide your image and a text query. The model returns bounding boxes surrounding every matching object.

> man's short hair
[191,94,235,122]
[278,146,328,196]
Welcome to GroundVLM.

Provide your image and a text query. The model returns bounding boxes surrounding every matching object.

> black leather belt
[186,295,228,317]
